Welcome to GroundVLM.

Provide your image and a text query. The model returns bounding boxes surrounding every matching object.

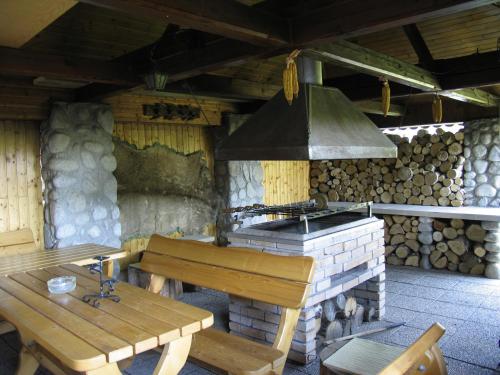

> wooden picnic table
[0,243,128,277]
[0,264,214,375]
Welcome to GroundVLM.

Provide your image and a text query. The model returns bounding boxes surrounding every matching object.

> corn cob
[432,95,443,123]
[283,62,293,105]
[282,49,301,105]
[291,60,299,98]
[381,79,390,117]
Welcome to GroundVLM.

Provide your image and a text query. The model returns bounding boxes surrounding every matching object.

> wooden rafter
[77,0,289,47]
[307,41,499,107]
[292,0,498,45]
[0,47,140,86]
[402,24,435,70]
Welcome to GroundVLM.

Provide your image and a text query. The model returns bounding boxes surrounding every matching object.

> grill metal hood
[215,58,397,161]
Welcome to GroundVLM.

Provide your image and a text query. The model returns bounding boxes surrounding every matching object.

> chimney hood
[215,57,397,161]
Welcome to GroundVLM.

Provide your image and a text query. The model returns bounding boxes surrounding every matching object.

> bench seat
[141,234,315,375]
[190,328,286,375]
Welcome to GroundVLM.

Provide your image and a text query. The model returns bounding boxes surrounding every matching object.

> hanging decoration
[142,103,200,120]
[432,94,443,123]
[282,49,300,105]
[381,78,391,117]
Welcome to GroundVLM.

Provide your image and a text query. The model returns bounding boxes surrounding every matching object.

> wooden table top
[0,244,128,276]
[0,264,214,372]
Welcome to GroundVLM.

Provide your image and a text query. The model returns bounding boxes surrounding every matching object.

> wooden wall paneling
[104,94,236,127]
[262,161,310,207]
[0,121,43,249]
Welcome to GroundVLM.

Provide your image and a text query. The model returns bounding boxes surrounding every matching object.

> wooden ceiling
[22,3,165,60]
[354,5,500,63]
[0,0,499,126]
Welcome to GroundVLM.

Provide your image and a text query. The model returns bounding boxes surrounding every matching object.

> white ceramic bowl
[47,276,76,294]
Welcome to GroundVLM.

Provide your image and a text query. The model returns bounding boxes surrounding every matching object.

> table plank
[12,270,158,354]
[43,267,182,345]
[0,277,133,363]
[0,244,126,276]
[0,287,107,372]
[62,264,213,332]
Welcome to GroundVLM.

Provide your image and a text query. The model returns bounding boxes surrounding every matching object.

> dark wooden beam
[77,0,289,47]
[292,0,498,45]
[436,51,500,90]
[77,39,272,101]
[0,47,140,86]
[402,24,435,70]
[370,99,498,127]
[328,48,500,99]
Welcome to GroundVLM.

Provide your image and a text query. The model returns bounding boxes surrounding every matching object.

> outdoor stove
[226,201,386,364]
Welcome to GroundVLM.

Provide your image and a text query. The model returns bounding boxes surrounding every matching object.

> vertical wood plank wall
[0,120,43,249]
[113,121,214,260]
[262,161,310,205]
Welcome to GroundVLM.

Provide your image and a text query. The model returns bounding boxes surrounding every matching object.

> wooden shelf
[328,202,500,222]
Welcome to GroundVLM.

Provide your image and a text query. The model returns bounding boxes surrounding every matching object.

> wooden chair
[0,228,39,335]
[140,234,315,375]
[320,323,447,375]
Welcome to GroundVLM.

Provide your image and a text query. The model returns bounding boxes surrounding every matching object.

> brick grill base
[227,218,386,364]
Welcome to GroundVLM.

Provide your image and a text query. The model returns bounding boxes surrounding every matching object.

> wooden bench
[140,234,315,375]
[0,228,38,335]
[0,228,38,256]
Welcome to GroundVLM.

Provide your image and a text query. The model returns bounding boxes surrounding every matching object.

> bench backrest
[0,229,38,257]
[141,234,315,309]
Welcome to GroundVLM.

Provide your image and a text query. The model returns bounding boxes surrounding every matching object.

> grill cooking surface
[251,212,368,234]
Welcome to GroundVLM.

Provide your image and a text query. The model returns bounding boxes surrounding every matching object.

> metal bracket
[82,255,120,308]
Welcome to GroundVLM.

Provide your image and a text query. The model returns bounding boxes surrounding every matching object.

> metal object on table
[82,255,120,308]
[226,200,373,234]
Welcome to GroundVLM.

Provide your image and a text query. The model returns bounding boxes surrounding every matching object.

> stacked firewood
[384,215,487,275]
[319,293,376,342]
[309,129,465,207]
[384,215,420,267]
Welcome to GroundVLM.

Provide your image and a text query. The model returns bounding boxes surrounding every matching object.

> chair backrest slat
[380,323,446,375]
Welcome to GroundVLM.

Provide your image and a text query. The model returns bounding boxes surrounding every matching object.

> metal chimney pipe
[297,56,323,85]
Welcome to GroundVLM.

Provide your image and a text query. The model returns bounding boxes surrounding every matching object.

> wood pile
[320,293,375,342]
[309,129,465,207]
[384,215,487,275]
[383,215,420,267]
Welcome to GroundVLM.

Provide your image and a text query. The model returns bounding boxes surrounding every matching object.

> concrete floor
[0,266,498,374]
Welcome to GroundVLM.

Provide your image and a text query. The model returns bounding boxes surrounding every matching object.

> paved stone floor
[0,266,498,374]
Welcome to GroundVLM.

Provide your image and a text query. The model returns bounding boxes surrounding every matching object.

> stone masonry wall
[215,114,265,243]
[41,103,121,249]
[463,118,500,207]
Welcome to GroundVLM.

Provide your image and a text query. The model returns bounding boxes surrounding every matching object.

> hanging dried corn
[283,49,300,105]
[432,94,443,123]
[381,78,390,117]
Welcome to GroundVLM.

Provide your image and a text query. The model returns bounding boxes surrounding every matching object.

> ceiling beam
[436,51,500,90]
[402,24,435,70]
[77,0,289,47]
[292,0,498,45]
[309,41,499,107]
[76,38,272,101]
[74,0,499,101]
[304,40,440,91]
[370,99,498,127]
[0,47,140,86]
